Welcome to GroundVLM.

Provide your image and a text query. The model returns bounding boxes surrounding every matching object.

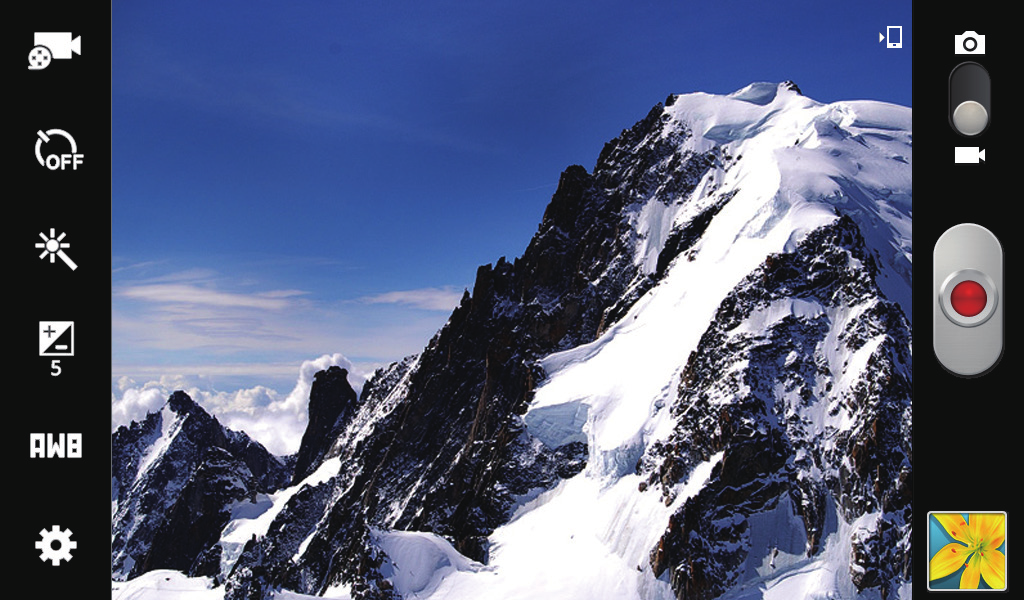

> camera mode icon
[954,31,985,54]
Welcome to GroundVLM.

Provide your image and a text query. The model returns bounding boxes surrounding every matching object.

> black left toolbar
[13,4,110,595]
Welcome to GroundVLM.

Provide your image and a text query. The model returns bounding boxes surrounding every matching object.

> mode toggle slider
[949,62,991,137]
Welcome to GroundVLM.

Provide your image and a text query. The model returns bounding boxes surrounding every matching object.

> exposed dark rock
[223,96,721,595]
[292,366,359,484]
[642,217,912,600]
[141,446,256,574]
[111,392,290,580]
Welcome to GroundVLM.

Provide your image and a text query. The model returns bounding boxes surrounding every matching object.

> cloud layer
[111,353,364,456]
[112,263,458,395]
[359,286,465,311]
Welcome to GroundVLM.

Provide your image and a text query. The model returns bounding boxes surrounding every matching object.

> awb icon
[35,129,84,170]
[30,433,82,458]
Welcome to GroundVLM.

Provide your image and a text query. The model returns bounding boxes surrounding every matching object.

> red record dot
[950,280,986,317]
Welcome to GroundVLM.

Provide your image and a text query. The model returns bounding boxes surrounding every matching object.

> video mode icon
[954,147,986,164]
[29,32,82,71]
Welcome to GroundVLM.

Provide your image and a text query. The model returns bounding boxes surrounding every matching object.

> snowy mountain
[112,82,912,600]
[112,391,292,580]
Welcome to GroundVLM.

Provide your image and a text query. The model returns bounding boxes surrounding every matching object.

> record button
[933,224,1003,377]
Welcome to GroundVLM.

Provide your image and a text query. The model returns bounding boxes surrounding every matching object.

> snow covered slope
[113,82,912,600]
[419,81,912,600]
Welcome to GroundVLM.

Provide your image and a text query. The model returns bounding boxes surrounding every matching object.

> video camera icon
[28,32,81,71]
[954,147,986,164]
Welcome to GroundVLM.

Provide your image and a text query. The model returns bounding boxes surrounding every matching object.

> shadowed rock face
[111,391,290,580]
[292,366,359,485]
[643,218,911,600]
[217,100,723,600]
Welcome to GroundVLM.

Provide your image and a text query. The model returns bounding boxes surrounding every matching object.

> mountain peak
[315,364,349,380]
[723,80,801,107]
[292,365,359,484]
[167,390,200,415]
[112,391,290,581]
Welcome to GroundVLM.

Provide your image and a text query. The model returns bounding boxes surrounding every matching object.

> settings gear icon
[35,525,76,566]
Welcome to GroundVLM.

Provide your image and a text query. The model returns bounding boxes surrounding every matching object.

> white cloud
[112,271,317,360]
[111,377,169,428]
[111,265,450,420]
[111,353,364,456]
[360,286,465,311]
[118,283,304,310]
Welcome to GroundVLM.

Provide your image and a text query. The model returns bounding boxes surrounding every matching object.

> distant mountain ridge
[111,391,291,580]
[112,82,912,600]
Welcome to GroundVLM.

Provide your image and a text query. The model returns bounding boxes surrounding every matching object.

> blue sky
[112,0,912,426]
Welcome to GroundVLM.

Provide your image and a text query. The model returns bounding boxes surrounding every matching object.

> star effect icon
[36,229,78,271]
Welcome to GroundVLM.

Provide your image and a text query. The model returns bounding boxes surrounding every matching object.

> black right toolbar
[917,15,1011,596]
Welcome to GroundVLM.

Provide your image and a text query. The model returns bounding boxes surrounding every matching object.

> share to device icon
[36,229,77,271]
[879,26,902,49]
